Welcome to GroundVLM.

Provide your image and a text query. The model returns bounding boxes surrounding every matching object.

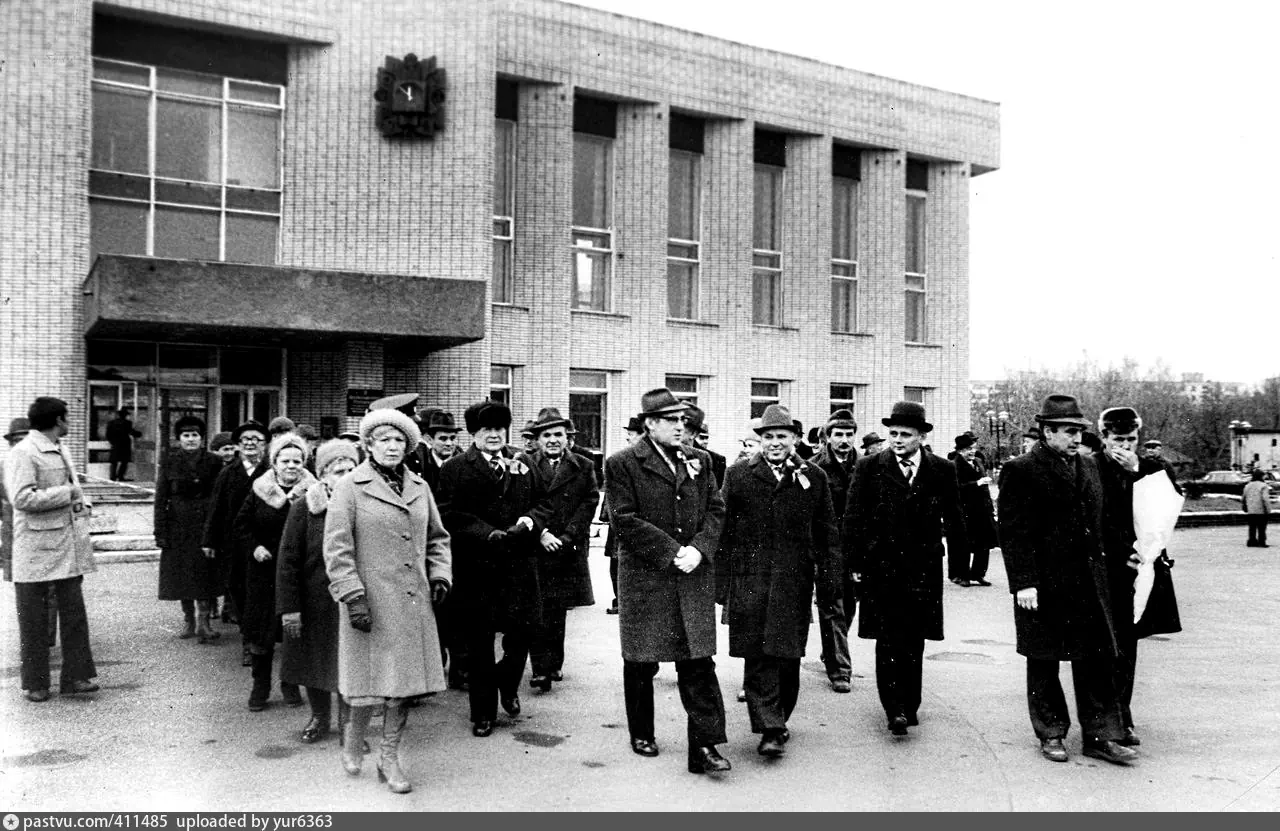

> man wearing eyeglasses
[202,421,270,652]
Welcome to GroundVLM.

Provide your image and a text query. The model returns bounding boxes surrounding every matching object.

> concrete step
[92,534,157,552]
[94,549,160,565]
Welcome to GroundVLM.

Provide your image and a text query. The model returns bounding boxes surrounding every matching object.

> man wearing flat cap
[997,394,1136,766]
[813,408,860,693]
[435,399,546,737]
[605,388,730,774]
[843,401,969,736]
[717,405,840,757]
[522,407,598,692]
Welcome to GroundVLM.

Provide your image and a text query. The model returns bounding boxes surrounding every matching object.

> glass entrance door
[87,381,139,480]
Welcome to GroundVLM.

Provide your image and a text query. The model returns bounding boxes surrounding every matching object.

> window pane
[490,366,512,386]
[906,194,927,274]
[488,387,510,409]
[156,67,222,98]
[573,250,609,310]
[222,347,283,386]
[751,381,779,398]
[668,151,700,241]
[154,205,220,260]
[667,260,698,319]
[156,98,221,183]
[92,87,149,174]
[94,59,150,86]
[753,270,781,325]
[666,375,697,394]
[668,242,698,260]
[831,384,855,401]
[225,213,278,264]
[88,340,155,382]
[572,230,611,250]
[573,135,611,228]
[570,370,606,389]
[905,290,927,342]
[569,392,605,453]
[753,252,780,269]
[90,171,149,201]
[832,177,857,260]
[229,81,280,106]
[226,188,281,212]
[89,199,148,260]
[158,344,216,385]
[493,238,513,303]
[156,180,220,207]
[495,120,515,215]
[904,387,926,404]
[905,273,925,290]
[227,107,280,189]
[831,278,855,333]
[753,166,781,249]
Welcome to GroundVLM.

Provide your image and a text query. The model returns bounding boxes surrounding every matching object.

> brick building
[0,0,1000,480]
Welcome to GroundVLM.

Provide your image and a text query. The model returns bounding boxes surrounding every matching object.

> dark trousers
[1026,656,1124,742]
[1246,516,1268,546]
[623,657,727,748]
[108,453,129,482]
[1113,628,1138,730]
[818,577,857,680]
[743,656,800,733]
[530,605,567,677]
[16,576,96,692]
[969,547,991,581]
[609,557,619,604]
[435,597,469,683]
[874,635,924,720]
[466,626,532,722]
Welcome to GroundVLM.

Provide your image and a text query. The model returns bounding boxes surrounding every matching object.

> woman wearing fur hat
[324,409,452,794]
[155,416,225,642]
[233,432,317,712]
[277,440,359,745]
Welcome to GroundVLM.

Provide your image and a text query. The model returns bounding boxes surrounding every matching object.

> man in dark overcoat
[812,408,858,693]
[843,401,969,736]
[435,400,545,738]
[998,394,1137,766]
[600,417,644,614]
[953,433,997,587]
[417,408,468,689]
[683,405,727,488]
[523,407,597,692]
[202,420,270,654]
[605,388,730,774]
[717,405,840,757]
[105,407,141,482]
[1095,406,1171,749]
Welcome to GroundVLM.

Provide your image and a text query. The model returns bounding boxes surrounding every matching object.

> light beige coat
[3,432,95,583]
[323,461,452,699]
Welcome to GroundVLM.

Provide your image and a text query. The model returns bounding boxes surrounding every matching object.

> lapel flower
[784,455,812,490]
[505,457,528,475]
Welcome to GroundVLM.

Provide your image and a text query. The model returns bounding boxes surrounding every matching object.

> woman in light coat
[324,408,452,795]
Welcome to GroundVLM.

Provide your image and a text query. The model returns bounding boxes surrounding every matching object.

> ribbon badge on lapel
[504,458,529,475]
[675,447,702,479]
[784,457,812,490]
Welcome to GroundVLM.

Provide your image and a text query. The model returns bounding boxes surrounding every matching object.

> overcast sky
[572,0,1279,386]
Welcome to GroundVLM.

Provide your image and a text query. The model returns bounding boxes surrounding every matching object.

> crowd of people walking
[1,384,1202,792]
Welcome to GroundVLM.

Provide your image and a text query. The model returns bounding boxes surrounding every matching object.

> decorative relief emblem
[374,53,446,139]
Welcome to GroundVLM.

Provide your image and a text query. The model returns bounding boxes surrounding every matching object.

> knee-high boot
[342,704,374,775]
[195,599,220,643]
[377,698,412,794]
[179,600,196,639]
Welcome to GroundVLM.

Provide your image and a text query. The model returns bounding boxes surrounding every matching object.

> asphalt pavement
[2,526,1278,812]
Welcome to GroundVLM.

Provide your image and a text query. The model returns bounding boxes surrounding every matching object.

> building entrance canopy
[83,255,486,348]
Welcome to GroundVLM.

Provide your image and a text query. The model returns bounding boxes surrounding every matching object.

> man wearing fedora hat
[861,433,885,456]
[844,401,969,736]
[682,404,727,488]
[521,407,598,692]
[998,394,1136,766]
[813,408,860,693]
[605,388,730,774]
[600,417,646,614]
[718,405,840,757]
[952,433,997,588]
[435,399,546,737]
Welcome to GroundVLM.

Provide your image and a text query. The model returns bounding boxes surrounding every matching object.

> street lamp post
[1228,419,1252,470]
[985,409,1009,465]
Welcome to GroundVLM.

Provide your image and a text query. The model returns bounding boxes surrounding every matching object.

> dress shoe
[906,714,919,727]
[529,675,552,692]
[1040,738,1068,762]
[550,670,563,682]
[25,689,51,703]
[630,737,659,757]
[1083,738,1138,765]
[829,678,851,694]
[472,720,494,737]
[607,600,619,615]
[950,577,971,587]
[687,745,732,774]
[61,680,100,695]
[300,716,330,744]
[281,683,304,708]
[888,715,909,736]
[736,689,747,703]
[1117,727,1141,747]
[971,578,993,587]
[757,732,787,758]
[500,693,521,717]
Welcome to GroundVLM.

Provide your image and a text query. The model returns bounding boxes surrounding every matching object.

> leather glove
[487,528,508,544]
[346,595,372,633]
[430,579,449,606]
[505,521,532,537]
[281,612,302,639]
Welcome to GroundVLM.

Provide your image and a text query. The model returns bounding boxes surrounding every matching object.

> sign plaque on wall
[347,388,385,416]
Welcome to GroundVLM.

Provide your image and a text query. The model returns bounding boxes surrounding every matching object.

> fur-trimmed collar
[305,481,332,515]
[251,468,317,509]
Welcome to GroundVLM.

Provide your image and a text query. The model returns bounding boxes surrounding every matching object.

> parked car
[1181,469,1280,499]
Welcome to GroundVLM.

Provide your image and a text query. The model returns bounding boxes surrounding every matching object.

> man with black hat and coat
[605,388,731,774]
[415,408,467,688]
[600,417,645,614]
[682,405,727,489]
[843,401,969,736]
[813,408,859,693]
[997,394,1137,766]
[717,405,840,757]
[434,399,546,737]
[203,420,270,655]
[952,433,997,587]
[522,407,597,692]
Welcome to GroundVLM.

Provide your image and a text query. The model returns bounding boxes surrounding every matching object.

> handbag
[1134,552,1181,638]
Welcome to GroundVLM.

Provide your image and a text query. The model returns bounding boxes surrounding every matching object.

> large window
[903,386,930,405]
[90,58,283,265]
[830,383,863,415]
[905,160,928,343]
[494,118,516,304]
[572,134,614,311]
[831,176,859,333]
[668,149,702,320]
[569,370,609,453]
[750,379,782,419]
[665,374,699,407]
[752,165,784,326]
[489,365,513,410]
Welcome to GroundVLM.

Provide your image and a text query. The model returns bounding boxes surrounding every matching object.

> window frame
[830,383,859,415]
[493,118,517,304]
[571,133,615,312]
[569,369,609,455]
[831,176,859,333]
[904,189,928,343]
[489,365,514,410]
[749,378,782,420]
[667,149,702,321]
[752,164,785,326]
[90,57,284,265]
[665,374,699,407]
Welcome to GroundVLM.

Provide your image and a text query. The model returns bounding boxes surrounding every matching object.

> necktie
[490,456,503,477]
[901,458,914,484]
[770,463,785,481]
[550,458,559,471]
